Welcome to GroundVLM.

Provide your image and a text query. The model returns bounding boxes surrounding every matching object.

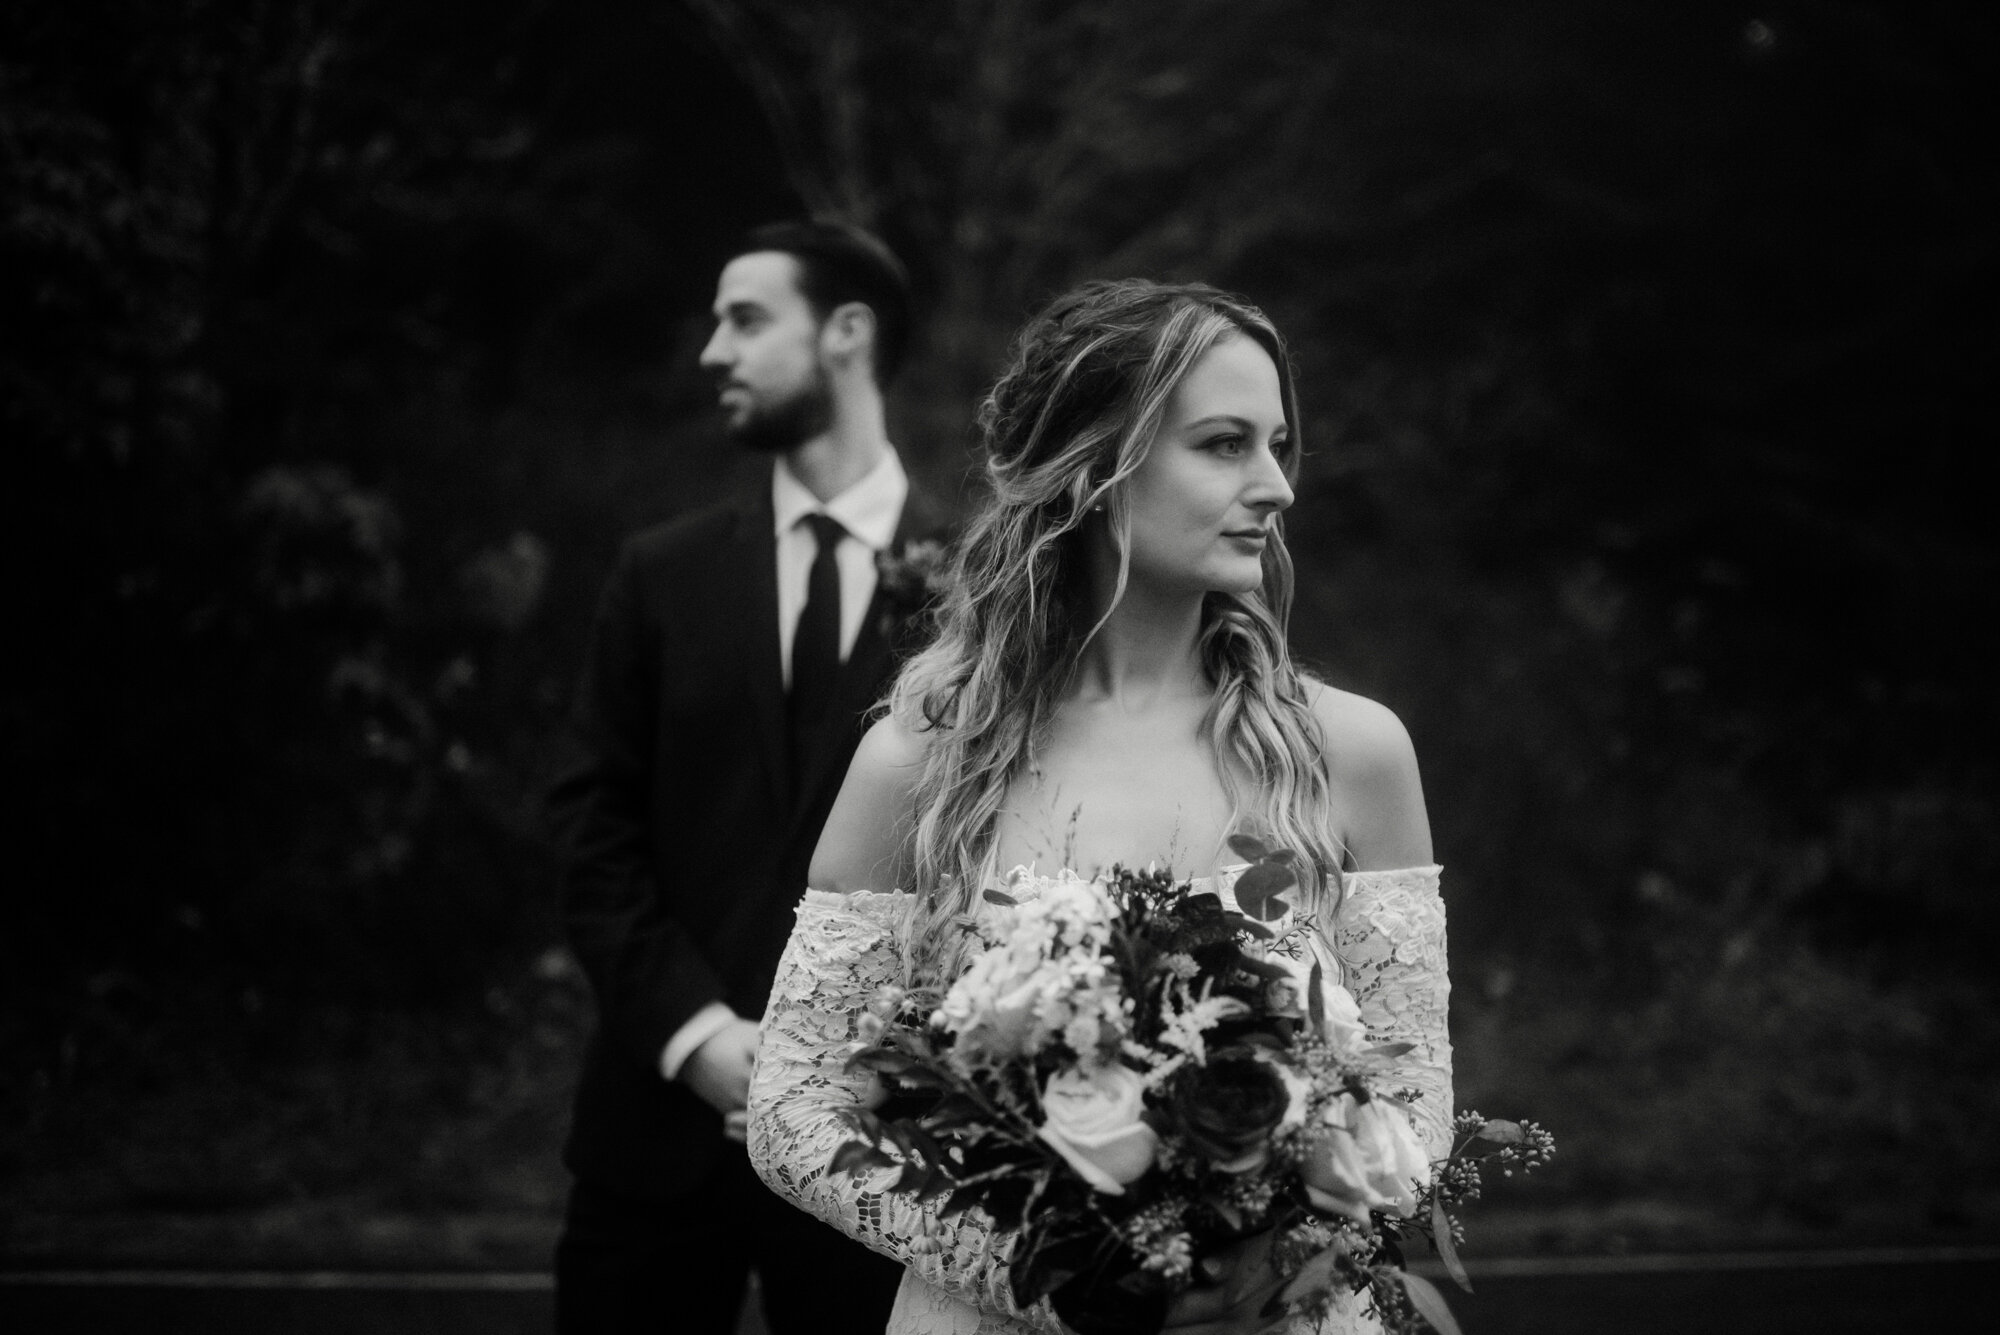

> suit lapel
[786,485,949,831]
[727,487,791,814]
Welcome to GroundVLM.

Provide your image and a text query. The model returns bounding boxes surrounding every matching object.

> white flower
[1274,1061,1314,1130]
[935,872,1128,1064]
[1064,1012,1104,1059]
[1301,1093,1431,1223]
[1156,980,1250,1066]
[1267,950,1365,1053]
[1037,1063,1158,1194]
[1319,980,1366,1052]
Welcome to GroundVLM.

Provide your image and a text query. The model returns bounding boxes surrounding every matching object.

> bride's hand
[1161,1230,1292,1335]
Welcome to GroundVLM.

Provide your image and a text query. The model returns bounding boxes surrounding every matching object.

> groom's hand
[681,1017,761,1119]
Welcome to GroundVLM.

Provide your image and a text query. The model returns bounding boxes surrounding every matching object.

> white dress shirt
[660,446,910,1083]
[771,447,909,687]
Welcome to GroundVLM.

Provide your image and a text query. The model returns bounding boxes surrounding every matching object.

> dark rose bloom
[1170,1054,1289,1173]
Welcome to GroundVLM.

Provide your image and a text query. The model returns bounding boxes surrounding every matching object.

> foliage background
[4,0,1995,1264]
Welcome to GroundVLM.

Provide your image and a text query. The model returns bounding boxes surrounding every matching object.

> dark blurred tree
[687,0,1999,973]
[688,0,1360,449]
[2,0,794,1015]
[4,0,1991,1021]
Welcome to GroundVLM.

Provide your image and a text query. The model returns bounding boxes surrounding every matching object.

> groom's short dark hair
[732,219,914,384]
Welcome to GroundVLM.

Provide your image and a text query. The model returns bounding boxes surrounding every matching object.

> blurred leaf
[1233,862,1297,920]
[1399,1271,1465,1335]
[1274,1242,1345,1309]
[915,1163,958,1204]
[1227,832,1273,862]
[1431,1197,1471,1292]
[846,1049,918,1076]
[828,1138,893,1176]
[1470,1119,1526,1152]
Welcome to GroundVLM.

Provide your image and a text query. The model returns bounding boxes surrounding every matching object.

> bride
[747,279,1451,1334]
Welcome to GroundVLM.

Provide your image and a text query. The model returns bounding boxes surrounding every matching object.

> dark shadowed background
[4,0,1995,1271]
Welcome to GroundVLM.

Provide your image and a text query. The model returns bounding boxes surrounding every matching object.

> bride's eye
[1205,433,1247,457]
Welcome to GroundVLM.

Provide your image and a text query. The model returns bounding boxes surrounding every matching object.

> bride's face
[1117,333,1295,597]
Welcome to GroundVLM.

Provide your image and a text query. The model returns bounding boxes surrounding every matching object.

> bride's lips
[1222,528,1270,545]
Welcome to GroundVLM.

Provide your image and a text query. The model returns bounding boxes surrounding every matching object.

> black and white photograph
[4,2,1994,1332]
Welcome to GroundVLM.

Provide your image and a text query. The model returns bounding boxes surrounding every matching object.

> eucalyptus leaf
[1009,1225,1075,1306]
[1308,960,1327,1028]
[1235,950,1293,980]
[1226,832,1273,862]
[1233,893,1291,922]
[984,1188,1026,1230]
[1274,1242,1345,1309]
[1431,1198,1471,1292]
[847,1048,917,1075]
[982,887,1018,907]
[890,1064,950,1090]
[916,1163,958,1204]
[1365,1041,1416,1060]
[880,1119,918,1159]
[1234,860,1298,906]
[1398,1271,1465,1335]
[940,1183,987,1218]
[833,1105,880,1136]
[828,1139,892,1176]
[925,1100,985,1134]
[1018,1259,1080,1308]
[903,1122,949,1170]
[1473,1118,1526,1147]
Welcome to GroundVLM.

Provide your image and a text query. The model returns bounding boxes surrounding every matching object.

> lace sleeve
[1330,866,1454,1162]
[747,890,1063,1333]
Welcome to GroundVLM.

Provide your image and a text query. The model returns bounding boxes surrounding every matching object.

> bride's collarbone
[996,739,1236,879]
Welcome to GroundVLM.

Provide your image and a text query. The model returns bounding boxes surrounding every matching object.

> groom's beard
[726,367,835,454]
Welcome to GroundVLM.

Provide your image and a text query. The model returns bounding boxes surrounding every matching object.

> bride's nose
[1246,443,1294,512]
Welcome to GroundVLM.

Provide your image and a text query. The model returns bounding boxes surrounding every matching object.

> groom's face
[698,251,833,453]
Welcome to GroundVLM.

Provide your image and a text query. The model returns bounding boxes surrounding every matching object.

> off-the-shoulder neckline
[802,864,1442,903]
[995,862,1443,882]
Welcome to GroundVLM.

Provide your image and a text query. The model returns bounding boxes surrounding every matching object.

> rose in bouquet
[833,836,1553,1335]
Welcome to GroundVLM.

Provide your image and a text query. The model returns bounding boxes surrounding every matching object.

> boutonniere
[874,535,951,631]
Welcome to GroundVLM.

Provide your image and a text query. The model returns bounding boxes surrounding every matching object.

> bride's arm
[746,716,1063,1331]
[1312,686,1455,1161]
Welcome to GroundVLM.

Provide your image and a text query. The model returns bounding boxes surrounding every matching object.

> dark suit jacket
[548,476,948,1200]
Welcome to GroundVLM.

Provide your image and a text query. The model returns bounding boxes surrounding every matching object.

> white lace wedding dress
[747,866,1452,1335]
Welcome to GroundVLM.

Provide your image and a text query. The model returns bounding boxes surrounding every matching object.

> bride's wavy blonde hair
[888,278,1342,961]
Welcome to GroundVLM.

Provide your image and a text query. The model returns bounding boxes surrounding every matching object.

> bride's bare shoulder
[1303,678,1434,871]
[1305,679,1414,764]
[809,712,933,893]
[852,710,932,772]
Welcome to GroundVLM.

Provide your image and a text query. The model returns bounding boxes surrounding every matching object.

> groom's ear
[820,301,878,371]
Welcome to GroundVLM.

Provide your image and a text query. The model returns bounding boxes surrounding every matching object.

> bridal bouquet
[832,837,1554,1335]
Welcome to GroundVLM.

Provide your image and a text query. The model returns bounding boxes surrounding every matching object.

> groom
[548,220,931,1334]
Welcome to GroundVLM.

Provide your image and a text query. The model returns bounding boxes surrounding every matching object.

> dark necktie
[788,512,846,775]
